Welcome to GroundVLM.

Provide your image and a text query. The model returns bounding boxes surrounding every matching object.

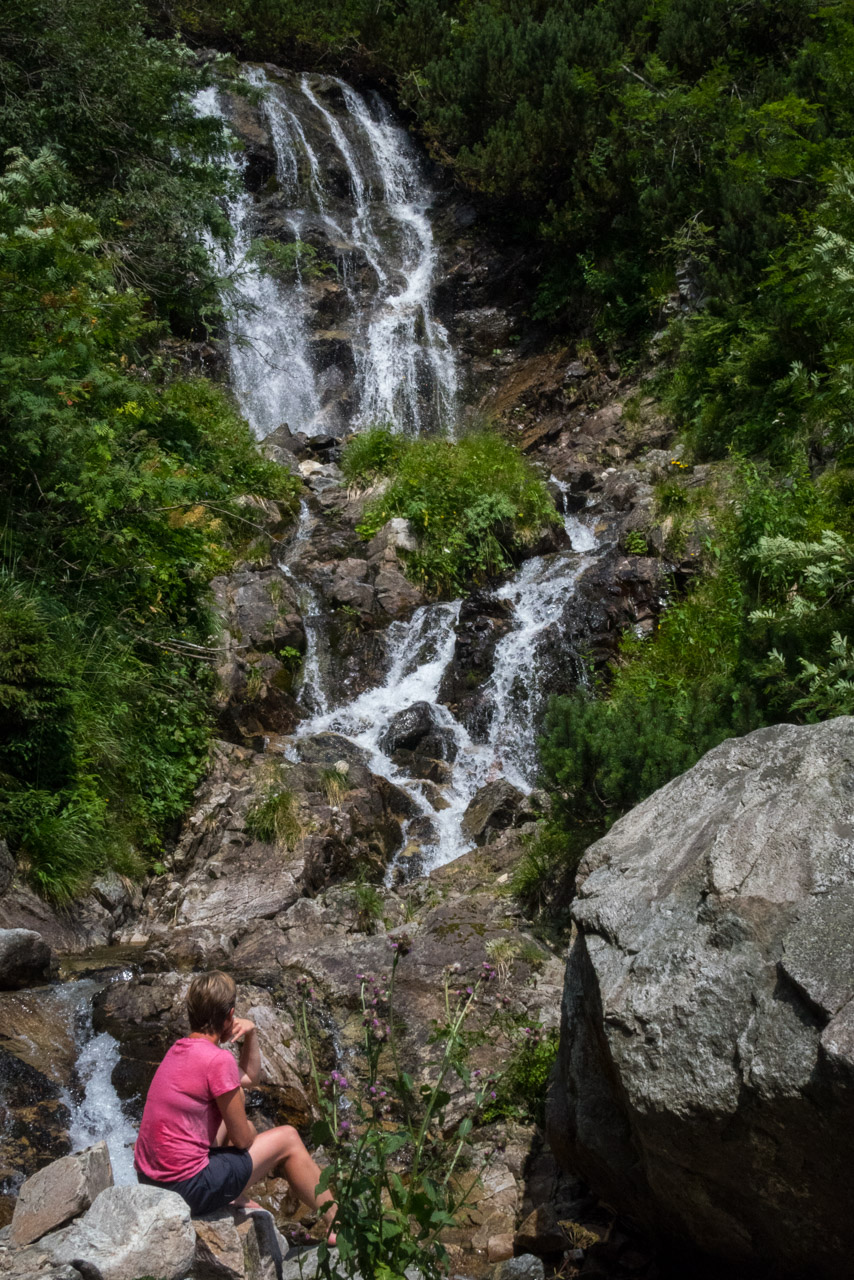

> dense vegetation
[342,426,558,593]
[6,0,854,897]
[0,2,298,899]
[169,0,854,880]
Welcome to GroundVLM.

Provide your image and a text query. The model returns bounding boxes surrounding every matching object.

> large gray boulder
[0,928,52,990]
[547,718,854,1278]
[10,1186,196,1280]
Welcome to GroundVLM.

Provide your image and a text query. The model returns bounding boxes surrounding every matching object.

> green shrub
[245,788,303,849]
[0,0,235,324]
[623,530,649,555]
[248,237,336,281]
[482,1025,559,1128]
[345,427,559,593]
[511,821,595,924]
[340,425,406,486]
[0,152,296,898]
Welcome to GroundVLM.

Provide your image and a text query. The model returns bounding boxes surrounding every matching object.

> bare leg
[239,1126,336,1242]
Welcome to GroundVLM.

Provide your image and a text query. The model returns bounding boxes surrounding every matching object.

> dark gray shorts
[137,1147,253,1216]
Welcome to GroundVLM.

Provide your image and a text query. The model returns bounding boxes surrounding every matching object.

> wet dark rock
[0,931,51,991]
[558,550,667,668]
[461,781,528,847]
[261,423,308,462]
[548,718,854,1279]
[293,733,368,768]
[378,703,458,762]
[390,752,453,786]
[438,594,514,742]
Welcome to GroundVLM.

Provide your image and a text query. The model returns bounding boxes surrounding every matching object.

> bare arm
[224,1016,261,1088]
[215,1087,257,1150]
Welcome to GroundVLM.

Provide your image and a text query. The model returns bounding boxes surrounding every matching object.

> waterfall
[54,979,139,1186]
[195,65,607,872]
[200,68,457,439]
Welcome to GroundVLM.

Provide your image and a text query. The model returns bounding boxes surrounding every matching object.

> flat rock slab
[11,1143,113,1247]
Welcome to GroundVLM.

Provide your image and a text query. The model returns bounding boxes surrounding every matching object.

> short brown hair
[186,971,236,1034]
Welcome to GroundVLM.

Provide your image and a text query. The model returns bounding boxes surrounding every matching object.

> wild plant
[297,942,501,1280]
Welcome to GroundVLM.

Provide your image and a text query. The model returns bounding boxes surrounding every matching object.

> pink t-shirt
[134,1037,241,1182]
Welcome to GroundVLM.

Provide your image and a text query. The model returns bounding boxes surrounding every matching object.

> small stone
[487,1232,515,1262]
[493,1255,546,1280]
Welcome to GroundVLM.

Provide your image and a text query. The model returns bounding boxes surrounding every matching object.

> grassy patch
[245,787,303,849]
[342,426,559,594]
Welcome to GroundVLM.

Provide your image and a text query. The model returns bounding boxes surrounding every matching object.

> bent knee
[275,1124,302,1155]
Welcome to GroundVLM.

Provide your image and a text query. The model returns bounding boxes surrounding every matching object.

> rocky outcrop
[3,1186,196,1280]
[548,717,854,1279]
[212,564,305,745]
[0,930,51,992]
[10,1143,112,1247]
[117,737,413,964]
[438,594,514,741]
[0,886,112,954]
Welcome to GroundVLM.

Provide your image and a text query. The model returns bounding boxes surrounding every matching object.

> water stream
[60,980,138,1188]
[196,67,605,872]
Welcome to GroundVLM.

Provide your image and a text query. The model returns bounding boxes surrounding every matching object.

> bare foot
[231,1196,263,1211]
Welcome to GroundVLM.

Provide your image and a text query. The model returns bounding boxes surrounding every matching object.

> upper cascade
[200,67,458,440]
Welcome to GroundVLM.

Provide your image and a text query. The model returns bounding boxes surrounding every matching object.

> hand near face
[222,1014,256,1044]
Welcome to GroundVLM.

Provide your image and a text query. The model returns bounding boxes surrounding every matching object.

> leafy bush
[0,0,234,325]
[539,458,854,845]
[344,427,559,593]
[248,237,336,282]
[340,425,406,486]
[481,1024,559,1128]
[0,152,297,898]
[510,821,594,925]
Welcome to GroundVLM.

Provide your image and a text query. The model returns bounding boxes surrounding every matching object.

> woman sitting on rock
[134,969,334,1230]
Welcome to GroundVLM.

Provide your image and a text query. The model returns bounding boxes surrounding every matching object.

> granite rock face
[6,1186,196,1280]
[10,1143,113,1247]
[548,717,854,1278]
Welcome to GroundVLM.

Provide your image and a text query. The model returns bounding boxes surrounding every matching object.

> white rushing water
[196,64,606,871]
[197,68,456,438]
[57,978,138,1186]
[290,497,598,871]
